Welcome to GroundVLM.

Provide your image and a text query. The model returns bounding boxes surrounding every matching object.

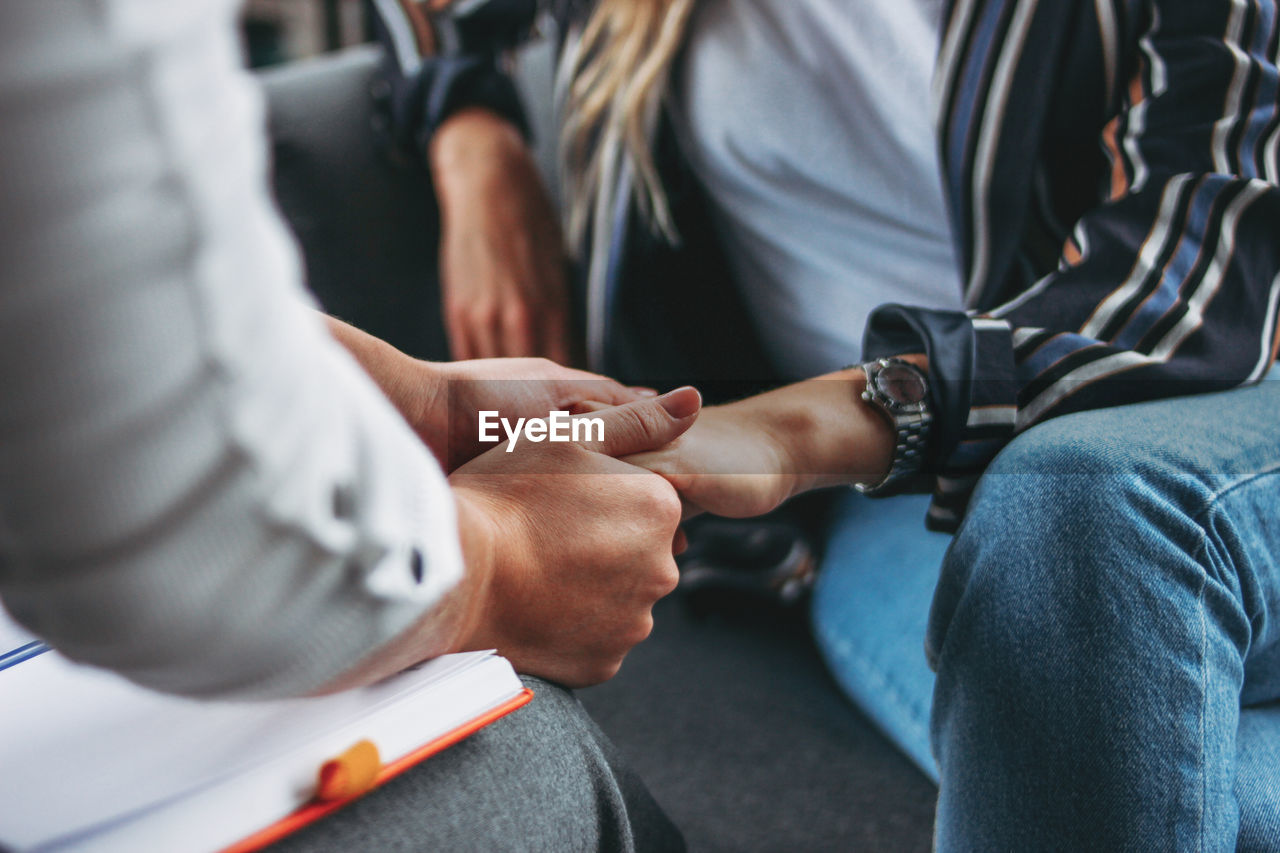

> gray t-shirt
[673,0,962,378]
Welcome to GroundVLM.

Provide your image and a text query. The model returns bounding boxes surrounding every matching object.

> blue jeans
[812,378,1280,850]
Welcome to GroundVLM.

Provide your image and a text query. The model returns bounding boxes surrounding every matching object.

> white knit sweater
[0,0,462,698]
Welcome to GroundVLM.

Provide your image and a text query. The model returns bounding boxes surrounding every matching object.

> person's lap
[813,377,1280,848]
[270,61,1280,836]
[270,676,684,852]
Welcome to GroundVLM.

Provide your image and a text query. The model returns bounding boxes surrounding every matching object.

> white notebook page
[0,613,523,853]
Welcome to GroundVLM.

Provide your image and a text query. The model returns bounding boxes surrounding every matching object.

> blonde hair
[560,0,695,253]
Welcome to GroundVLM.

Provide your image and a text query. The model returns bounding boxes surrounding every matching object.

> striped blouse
[381,0,1280,530]
[868,0,1280,528]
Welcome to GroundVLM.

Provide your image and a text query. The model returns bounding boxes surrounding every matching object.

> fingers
[538,287,574,365]
[563,376,644,409]
[474,305,504,359]
[568,385,660,415]
[522,289,579,364]
[577,387,702,457]
[673,527,689,556]
[441,249,475,360]
[449,295,577,361]
[624,451,696,503]
[570,399,612,415]
[445,304,475,361]
[582,381,646,406]
[500,302,535,358]
[446,299,512,359]
[440,250,517,359]
[444,237,572,361]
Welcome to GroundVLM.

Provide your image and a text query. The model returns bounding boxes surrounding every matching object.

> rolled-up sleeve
[369,0,533,155]
[867,0,1280,532]
[0,0,463,698]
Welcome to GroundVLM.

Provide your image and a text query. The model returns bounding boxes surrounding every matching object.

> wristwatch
[854,357,932,496]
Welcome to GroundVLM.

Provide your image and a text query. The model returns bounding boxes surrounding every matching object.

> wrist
[853,355,932,496]
[325,315,444,444]
[408,360,450,459]
[309,480,497,693]
[761,369,896,497]
[430,108,528,198]
[445,485,500,649]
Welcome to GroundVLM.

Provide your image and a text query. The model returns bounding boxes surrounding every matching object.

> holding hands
[328,314,906,687]
[324,317,655,469]
[619,402,802,520]
[418,357,657,470]
[450,387,702,686]
[325,313,702,687]
[618,370,899,519]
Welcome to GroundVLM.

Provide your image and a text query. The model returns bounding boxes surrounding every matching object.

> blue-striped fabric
[375,0,1280,531]
[1236,1,1279,174]
[0,640,50,673]
[866,0,1280,528]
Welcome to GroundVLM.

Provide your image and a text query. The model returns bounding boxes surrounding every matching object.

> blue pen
[0,640,50,672]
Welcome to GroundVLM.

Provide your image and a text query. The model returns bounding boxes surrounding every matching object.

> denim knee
[926,388,1280,849]
[924,409,1247,674]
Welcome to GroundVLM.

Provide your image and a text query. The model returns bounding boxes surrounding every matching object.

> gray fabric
[262,55,683,853]
[580,597,938,852]
[263,46,450,363]
[269,677,684,853]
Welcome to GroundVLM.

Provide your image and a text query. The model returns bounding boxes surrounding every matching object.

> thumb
[575,386,701,457]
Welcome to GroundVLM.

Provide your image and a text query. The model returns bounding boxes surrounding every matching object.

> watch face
[875,363,927,405]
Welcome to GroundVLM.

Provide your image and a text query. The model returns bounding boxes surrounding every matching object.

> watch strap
[854,358,932,497]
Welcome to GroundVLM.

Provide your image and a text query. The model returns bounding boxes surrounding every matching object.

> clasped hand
[593,373,895,521]
[448,382,702,687]
[375,349,890,688]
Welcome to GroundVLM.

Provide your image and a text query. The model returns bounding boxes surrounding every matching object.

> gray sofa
[261,46,937,852]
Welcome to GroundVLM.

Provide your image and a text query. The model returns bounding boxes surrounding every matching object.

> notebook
[0,613,531,853]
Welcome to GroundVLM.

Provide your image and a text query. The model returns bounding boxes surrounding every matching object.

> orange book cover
[224,688,534,853]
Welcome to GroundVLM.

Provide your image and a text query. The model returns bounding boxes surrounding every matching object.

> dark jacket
[378,0,1280,530]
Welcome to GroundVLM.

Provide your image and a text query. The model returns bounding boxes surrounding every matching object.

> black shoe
[677,517,818,610]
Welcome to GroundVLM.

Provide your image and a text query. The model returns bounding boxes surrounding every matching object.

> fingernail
[658,386,701,419]
[631,386,660,397]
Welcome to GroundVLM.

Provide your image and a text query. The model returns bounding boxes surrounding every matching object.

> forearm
[782,369,894,494]
[762,357,929,498]
[625,359,922,521]
[324,315,448,454]
[428,106,574,362]
[430,107,530,199]
[316,489,495,694]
